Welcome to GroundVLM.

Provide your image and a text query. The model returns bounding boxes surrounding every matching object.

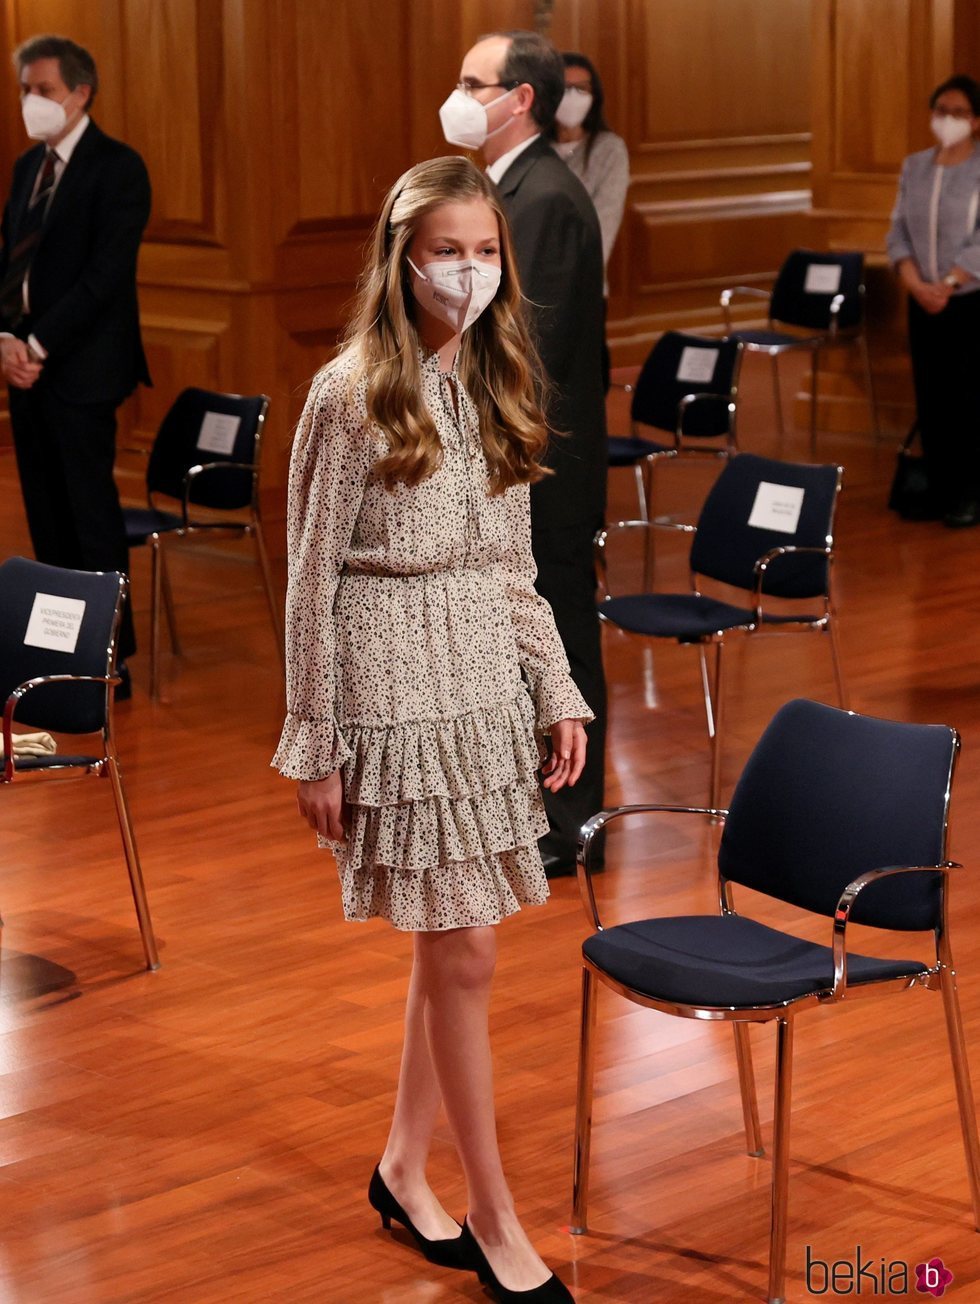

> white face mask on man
[931,113,973,149]
[439,86,518,151]
[407,256,502,334]
[21,92,71,141]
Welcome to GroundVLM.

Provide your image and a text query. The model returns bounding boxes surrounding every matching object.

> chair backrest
[630,331,742,438]
[689,452,841,598]
[719,699,957,932]
[146,389,270,511]
[769,249,865,333]
[0,557,123,734]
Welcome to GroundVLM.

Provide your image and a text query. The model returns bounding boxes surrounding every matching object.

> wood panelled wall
[548,0,814,363]
[0,1,976,533]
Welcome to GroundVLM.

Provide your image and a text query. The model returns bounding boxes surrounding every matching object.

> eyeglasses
[934,107,974,120]
[564,83,593,95]
[456,79,519,97]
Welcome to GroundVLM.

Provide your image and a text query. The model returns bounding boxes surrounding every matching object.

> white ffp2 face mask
[21,93,68,141]
[931,113,973,149]
[407,257,502,334]
[555,88,593,129]
[439,86,518,151]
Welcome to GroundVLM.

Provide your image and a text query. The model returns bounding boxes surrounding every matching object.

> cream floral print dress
[273,348,593,932]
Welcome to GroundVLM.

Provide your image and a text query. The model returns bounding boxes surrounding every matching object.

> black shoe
[115,662,132,702]
[459,1220,574,1302]
[943,499,980,529]
[541,849,578,879]
[368,1165,470,1269]
[898,500,944,521]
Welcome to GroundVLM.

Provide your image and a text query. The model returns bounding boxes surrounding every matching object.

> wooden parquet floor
[1,352,979,1302]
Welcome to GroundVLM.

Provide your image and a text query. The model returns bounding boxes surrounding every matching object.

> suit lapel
[494,136,551,199]
[40,120,103,240]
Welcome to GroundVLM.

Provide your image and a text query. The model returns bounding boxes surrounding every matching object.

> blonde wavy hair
[339,156,550,493]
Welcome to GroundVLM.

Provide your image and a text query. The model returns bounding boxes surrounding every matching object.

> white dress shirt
[486,132,540,185]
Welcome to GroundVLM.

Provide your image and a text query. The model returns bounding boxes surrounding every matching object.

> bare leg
[378,936,460,1241]
[417,925,553,1292]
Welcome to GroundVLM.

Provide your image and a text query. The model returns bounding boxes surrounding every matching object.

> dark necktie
[0,148,58,329]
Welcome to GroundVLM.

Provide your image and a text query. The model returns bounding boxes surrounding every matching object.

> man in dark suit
[446,30,608,875]
[0,35,151,671]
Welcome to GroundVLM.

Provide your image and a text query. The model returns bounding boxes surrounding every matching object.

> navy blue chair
[608,332,742,547]
[596,452,845,808]
[0,557,159,970]
[122,388,278,699]
[720,249,879,453]
[571,699,980,1304]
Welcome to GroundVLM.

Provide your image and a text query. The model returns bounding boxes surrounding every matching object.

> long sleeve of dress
[498,482,594,731]
[272,367,375,780]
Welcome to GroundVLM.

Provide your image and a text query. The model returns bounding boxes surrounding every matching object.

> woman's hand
[898,259,952,315]
[912,281,952,314]
[542,718,588,792]
[297,771,348,841]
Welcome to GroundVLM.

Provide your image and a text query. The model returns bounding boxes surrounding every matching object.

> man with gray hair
[0,34,151,684]
[442,29,608,878]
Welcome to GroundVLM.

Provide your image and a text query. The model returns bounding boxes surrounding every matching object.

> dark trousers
[908,293,980,507]
[9,383,135,660]
[532,519,607,860]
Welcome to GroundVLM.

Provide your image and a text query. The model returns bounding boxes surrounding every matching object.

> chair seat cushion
[123,506,182,544]
[600,593,817,642]
[608,435,669,466]
[12,754,101,771]
[732,329,821,350]
[583,914,928,1009]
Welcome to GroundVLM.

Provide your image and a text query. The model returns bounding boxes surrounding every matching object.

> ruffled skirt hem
[336,844,550,931]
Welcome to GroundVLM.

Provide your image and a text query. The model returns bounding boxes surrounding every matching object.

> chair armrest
[676,391,736,439]
[830,862,958,998]
[752,545,832,622]
[827,292,844,338]
[182,461,257,524]
[3,673,118,782]
[719,285,772,333]
[595,520,696,599]
[577,802,728,930]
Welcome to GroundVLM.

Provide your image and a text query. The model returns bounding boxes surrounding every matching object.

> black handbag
[888,423,932,516]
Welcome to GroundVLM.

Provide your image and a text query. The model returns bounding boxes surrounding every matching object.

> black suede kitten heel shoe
[368,1165,471,1270]
[459,1220,574,1302]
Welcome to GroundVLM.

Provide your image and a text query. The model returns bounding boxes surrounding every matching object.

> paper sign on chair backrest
[676,346,719,384]
[747,482,805,535]
[23,592,86,654]
[803,264,842,295]
[196,411,242,456]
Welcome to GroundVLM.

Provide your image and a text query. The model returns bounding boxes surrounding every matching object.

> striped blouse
[886,143,980,294]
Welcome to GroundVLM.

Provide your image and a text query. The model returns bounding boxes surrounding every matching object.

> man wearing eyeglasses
[441,30,607,878]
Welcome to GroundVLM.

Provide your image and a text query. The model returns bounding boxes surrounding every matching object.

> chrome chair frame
[135,394,281,700]
[595,466,847,810]
[720,280,879,454]
[610,341,744,542]
[571,764,980,1304]
[1,573,159,971]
